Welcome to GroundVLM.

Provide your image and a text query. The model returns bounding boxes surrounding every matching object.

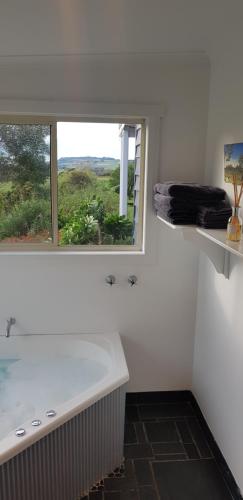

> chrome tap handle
[128,275,137,286]
[6,317,16,337]
[105,275,116,286]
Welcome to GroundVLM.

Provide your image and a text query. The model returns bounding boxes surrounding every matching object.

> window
[0,118,145,251]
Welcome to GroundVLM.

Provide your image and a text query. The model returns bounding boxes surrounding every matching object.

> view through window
[0,124,52,244]
[0,120,144,249]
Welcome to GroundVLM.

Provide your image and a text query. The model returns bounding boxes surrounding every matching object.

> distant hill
[58,156,120,172]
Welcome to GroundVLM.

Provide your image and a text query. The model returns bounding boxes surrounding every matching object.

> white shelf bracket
[182,228,229,279]
[223,250,230,280]
[156,216,239,279]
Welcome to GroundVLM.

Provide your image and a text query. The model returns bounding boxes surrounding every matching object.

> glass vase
[226,206,242,242]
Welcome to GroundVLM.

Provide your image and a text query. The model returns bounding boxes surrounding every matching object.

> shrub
[84,198,106,224]
[109,163,135,198]
[60,197,105,224]
[0,199,51,240]
[58,192,83,228]
[60,214,99,245]
[58,169,96,193]
[59,197,106,245]
[102,214,133,241]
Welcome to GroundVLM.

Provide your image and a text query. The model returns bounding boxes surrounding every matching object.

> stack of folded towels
[153,182,232,228]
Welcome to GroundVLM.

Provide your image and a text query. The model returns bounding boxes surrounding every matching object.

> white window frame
[0,101,163,254]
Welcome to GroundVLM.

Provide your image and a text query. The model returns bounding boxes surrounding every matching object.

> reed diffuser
[226,175,243,242]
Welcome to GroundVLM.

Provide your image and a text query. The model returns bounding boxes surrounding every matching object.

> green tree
[0,124,50,185]
[58,168,95,193]
[224,144,233,162]
[238,154,243,168]
[109,162,135,198]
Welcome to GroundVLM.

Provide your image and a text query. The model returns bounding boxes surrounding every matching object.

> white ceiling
[0,0,242,58]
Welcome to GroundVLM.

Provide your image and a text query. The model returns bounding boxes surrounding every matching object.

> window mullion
[51,123,58,246]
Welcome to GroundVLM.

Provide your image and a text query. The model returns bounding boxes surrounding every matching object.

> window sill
[0,247,145,256]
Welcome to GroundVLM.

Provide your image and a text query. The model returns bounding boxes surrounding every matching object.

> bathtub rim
[0,331,129,466]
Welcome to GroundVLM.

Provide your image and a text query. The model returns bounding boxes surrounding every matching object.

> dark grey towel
[197,203,232,229]
[154,182,226,201]
[154,193,223,210]
[156,208,197,225]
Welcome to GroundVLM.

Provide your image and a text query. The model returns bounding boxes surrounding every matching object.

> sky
[57,122,135,160]
[224,142,243,165]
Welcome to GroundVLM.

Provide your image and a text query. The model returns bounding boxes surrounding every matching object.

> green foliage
[103,214,133,241]
[58,195,105,228]
[224,144,233,162]
[224,165,243,184]
[0,124,50,185]
[59,198,133,246]
[0,199,51,240]
[0,158,135,245]
[85,198,106,224]
[58,172,119,229]
[60,214,99,245]
[0,181,50,217]
[59,198,106,245]
[58,169,95,193]
[109,162,135,198]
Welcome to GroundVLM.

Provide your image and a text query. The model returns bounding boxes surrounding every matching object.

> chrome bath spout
[6,317,16,338]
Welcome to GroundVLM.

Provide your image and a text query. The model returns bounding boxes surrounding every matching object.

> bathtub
[0,332,129,500]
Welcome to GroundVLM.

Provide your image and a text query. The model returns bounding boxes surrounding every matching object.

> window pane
[57,122,142,246]
[0,124,52,244]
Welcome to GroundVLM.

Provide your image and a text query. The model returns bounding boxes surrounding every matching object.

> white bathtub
[0,332,129,499]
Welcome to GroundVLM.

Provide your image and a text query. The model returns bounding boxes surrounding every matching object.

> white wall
[0,54,209,391]
[193,52,243,492]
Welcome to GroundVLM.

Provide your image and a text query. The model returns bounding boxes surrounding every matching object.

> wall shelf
[157,215,243,279]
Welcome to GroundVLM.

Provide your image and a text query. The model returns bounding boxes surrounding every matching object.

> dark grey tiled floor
[81,398,234,500]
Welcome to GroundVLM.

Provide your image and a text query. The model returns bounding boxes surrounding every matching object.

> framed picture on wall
[224,142,243,184]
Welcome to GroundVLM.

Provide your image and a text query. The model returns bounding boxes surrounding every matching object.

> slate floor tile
[152,442,184,455]
[139,485,158,499]
[89,492,103,499]
[139,403,194,420]
[187,418,212,458]
[124,423,137,444]
[153,453,187,461]
[134,422,146,442]
[134,459,153,485]
[124,459,136,479]
[124,443,153,459]
[84,396,233,499]
[145,421,179,442]
[184,442,200,459]
[126,406,140,422]
[120,490,139,500]
[175,419,193,443]
[105,492,139,500]
[104,476,136,492]
[153,460,232,500]
[104,493,121,500]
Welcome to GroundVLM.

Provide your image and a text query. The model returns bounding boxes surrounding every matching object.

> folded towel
[197,203,232,229]
[154,202,195,217]
[156,208,197,225]
[154,182,226,201]
[154,193,224,210]
[155,197,231,227]
[154,183,230,227]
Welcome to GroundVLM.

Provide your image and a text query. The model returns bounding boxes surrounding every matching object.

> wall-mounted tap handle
[6,317,16,338]
[105,275,116,286]
[128,275,137,286]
